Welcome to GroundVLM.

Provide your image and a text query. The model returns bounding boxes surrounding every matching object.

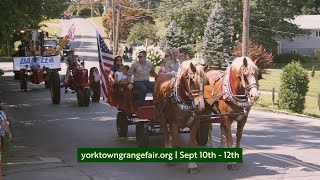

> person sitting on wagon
[114,65,133,90]
[164,47,183,73]
[127,50,158,107]
[108,56,123,84]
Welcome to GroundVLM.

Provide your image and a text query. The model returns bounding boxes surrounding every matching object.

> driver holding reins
[127,50,158,107]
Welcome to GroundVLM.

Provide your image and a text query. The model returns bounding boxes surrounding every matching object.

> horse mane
[231,56,259,72]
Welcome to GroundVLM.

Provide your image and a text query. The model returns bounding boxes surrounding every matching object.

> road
[1,17,320,180]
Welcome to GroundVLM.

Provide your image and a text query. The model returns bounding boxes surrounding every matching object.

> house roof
[291,15,320,29]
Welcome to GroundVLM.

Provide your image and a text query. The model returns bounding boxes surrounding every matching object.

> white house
[278,15,320,56]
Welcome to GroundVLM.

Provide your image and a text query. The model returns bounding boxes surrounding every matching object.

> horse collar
[222,66,253,108]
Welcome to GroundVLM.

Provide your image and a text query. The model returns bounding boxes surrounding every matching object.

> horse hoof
[187,167,199,174]
[166,162,176,166]
[227,163,239,170]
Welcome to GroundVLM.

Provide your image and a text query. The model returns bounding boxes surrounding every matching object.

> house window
[316,31,320,38]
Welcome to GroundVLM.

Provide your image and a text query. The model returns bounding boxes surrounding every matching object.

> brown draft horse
[154,60,209,174]
[204,56,261,170]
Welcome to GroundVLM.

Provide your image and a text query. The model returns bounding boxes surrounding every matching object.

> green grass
[260,69,320,95]
[0,56,11,62]
[87,17,104,30]
[39,19,61,36]
[253,94,320,118]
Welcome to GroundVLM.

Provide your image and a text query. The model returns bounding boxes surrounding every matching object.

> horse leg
[223,118,238,170]
[208,124,214,148]
[187,119,200,174]
[236,117,247,148]
[220,120,227,148]
[159,114,174,166]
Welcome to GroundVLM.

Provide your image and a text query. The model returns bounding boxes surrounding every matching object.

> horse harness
[208,63,259,114]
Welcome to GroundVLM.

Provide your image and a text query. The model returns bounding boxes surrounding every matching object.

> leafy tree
[158,0,307,51]
[233,40,273,72]
[127,21,158,45]
[158,20,188,51]
[202,3,233,69]
[157,0,215,42]
[102,0,153,40]
[278,61,309,113]
[301,0,320,14]
[0,0,69,55]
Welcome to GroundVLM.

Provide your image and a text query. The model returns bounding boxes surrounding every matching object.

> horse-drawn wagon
[108,57,262,173]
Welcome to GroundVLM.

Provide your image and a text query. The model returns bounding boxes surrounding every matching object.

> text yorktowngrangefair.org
[77,148,242,162]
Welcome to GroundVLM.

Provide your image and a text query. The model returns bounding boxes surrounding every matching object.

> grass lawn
[0,56,11,62]
[39,19,61,36]
[260,69,320,96]
[87,17,104,30]
[253,94,320,118]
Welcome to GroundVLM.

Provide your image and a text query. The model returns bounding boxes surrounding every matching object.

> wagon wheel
[136,122,149,148]
[196,124,209,146]
[116,112,128,137]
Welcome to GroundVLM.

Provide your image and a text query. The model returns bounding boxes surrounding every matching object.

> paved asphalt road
[0,17,320,180]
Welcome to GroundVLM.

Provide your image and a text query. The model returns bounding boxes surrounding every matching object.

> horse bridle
[238,65,259,95]
[183,70,205,100]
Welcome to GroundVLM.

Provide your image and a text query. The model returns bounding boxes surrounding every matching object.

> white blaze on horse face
[249,74,259,102]
[193,68,205,111]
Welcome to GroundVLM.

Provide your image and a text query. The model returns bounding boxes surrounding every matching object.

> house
[278,15,320,56]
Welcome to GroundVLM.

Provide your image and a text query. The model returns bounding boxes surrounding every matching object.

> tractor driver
[127,50,158,107]
[30,55,40,69]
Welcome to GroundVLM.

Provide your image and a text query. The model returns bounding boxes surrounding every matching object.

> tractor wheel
[50,71,61,104]
[116,112,128,137]
[136,122,149,148]
[19,70,27,91]
[77,88,90,107]
[89,67,100,102]
[196,124,209,146]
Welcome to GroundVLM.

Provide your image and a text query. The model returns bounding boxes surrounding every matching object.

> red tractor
[19,63,51,91]
[52,54,101,106]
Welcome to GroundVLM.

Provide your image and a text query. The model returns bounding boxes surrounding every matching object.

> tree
[158,0,307,51]
[233,40,273,72]
[0,0,69,55]
[301,0,320,14]
[157,0,215,42]
[202,3,233,69]
[158,20,188,51]
[102,0,153,40]
[127,21,158,45]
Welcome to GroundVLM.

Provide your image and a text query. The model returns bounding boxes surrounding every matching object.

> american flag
[97,31,114,101]
[68,23,75,41]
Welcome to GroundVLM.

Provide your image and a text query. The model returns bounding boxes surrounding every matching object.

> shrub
[0,69,4,76]
[314,48,320,58]
[132,45,164,67]
[278,61,309,113]
[273,53,304,64]
[311,65,315,77]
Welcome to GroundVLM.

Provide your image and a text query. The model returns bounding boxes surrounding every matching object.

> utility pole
[77,0,80,16]
[242,0,250,57]
[115,0,121,55]
[112,0,116,55]
[90,0,93,17]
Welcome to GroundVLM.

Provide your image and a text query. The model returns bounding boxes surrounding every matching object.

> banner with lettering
[13,55,62,71]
